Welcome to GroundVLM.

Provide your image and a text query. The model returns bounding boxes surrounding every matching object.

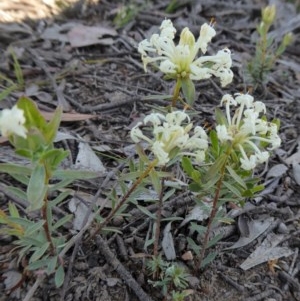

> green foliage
[247,5,293,86]
[0,48,24,102]
[147,255,190,300]
[0,96,98,287]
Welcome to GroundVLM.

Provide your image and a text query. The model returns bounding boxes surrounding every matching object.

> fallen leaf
[67,24,117,48]
[226,217,274,250]
[292,162,300,185]
[240,232,293,270]
[162,222,176,260]
[75,142,106,174]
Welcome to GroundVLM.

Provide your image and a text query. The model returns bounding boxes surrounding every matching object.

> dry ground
[0,0,300,300]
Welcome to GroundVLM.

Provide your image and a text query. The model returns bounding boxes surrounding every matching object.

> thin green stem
[41,165,55,255]
[153,177,165,256]
[195,154,229,271]
[90,159,159,239]
[171,79,181,107]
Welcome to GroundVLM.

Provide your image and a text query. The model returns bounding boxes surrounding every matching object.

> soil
[0,0,300,301]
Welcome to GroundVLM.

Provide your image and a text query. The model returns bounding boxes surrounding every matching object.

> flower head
[216,93,281,170]
[130,110,208,166]
[138,19,233,87]
[0,105,27,138]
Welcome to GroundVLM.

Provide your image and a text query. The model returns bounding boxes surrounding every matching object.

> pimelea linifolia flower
[131,110,208,166]
[138,19,233,87]
[0,105,27,138]
[216,93,281,170]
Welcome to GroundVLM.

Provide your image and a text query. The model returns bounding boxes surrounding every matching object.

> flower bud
[282,32,293,47]
[180,28,195,48]
[262,5,276,25]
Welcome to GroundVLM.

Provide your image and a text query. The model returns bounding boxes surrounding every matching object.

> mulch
[0,0,300,300]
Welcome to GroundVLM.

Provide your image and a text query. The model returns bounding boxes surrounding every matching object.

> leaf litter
[0,0,300,301]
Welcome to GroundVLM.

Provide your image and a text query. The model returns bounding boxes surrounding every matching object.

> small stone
[277,222,289,234]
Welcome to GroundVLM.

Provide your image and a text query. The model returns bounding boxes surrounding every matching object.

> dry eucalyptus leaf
[226,217,274,250]
[292,162,300,185]
[67,24,117,48]
[75,142,106,174]
[285,140,300,165]
[3,270,22,291]
[266,164,288,179]
[240,232,293,270]
[179,204,212,228]
[162,222,176,260]
[68,198,92,231]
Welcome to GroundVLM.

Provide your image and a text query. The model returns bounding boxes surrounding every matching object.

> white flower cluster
[0,105,27,138]
[138,19,233,87]
[131,111,208,166]
[216,93,281,170]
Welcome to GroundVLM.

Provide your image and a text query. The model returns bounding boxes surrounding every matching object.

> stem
[90,159,158,239]
[41,199,55,255]
[41,166,55,255]
[195,156,228,271]
[153,177,165,256]
[171,79,181,107]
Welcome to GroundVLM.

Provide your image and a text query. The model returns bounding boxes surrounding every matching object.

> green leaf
[16,96,47,131]
[49,179,74,192]
[8,202,20,218]
[215,107,227,126]
[162,188,175,202]
[206,154,227,181]
[46,256,58,275]
[222,181,242,198]
[40,149,69,172]
[188,182,202,192]
[186,237,200,255]
[200,251,217,268]
[142,94,173,101]
[149,169,162,195]
[0,163,32,175]
[27,258,49,271]
[11,174,30,186]
[190,222,206,235]
[24,220,45,237]
[0,84,18,101]
[27,164,47,211]
[181,157,194,177]
[29,242,50,262]
[52,214,72,230]
[5,186,27,202]
[44,106,62,144]
[49,190,71,207]
[53,169,98,180]
[207,233,223,248]
[209,130,219,154]
[10,48,24,86]
[8,217,32,229]
[226,166,247,189]
[55,265,65,287]
[137,205,156,219]
[181,78,195,106]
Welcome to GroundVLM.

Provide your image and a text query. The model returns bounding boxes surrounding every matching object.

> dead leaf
[75,142,106,174]
[67,24,117,48]
[68,197,92,231]
[226,217,274,250]
[266,164,288,179]
[240,232,293,270]
[162,222,176,260]
[292,162,300,185]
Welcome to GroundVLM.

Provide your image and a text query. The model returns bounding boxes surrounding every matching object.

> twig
[96,235,154,301]
[23,275,45,301]
[60,162,127,299]
[26,48,70,111]
[153,177,165,256]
